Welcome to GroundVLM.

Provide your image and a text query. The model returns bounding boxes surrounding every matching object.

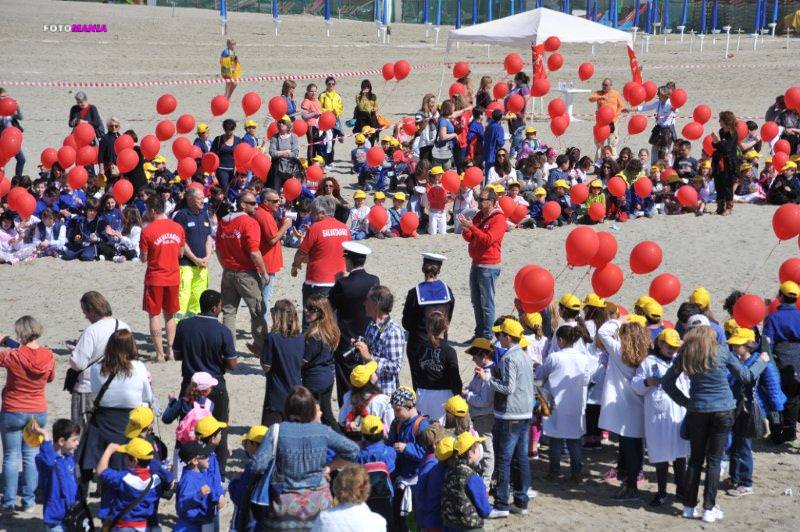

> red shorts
[142,284,179,316]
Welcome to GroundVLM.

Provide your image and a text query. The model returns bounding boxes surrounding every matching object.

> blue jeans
[548,437,582,475]
[469,265,501,339]
[14,150,26,177]
[1,411,47,509]
[352,230,367,241]
[729,435,753,487]
[493,418,531,510]
[46,526,66,532]
[261,273,276,320]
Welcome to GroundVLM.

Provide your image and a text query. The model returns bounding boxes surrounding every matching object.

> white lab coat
[597,320,645,438]
[584,319,607,405]
[631,355,690,463]
[543,320,591,361]
[538,346,597,439]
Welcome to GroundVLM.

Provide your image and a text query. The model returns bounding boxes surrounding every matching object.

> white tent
[446,7,633,50]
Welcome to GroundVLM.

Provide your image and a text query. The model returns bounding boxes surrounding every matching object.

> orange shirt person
[588,78,628,156]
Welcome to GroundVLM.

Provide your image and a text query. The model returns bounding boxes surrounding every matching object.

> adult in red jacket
[457,186,506,340]
[252,188,293,320]
[0,316,55,512]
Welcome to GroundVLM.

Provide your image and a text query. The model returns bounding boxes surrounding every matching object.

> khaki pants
[221,269,266,352]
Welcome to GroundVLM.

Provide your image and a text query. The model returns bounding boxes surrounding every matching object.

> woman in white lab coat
[583,294,612,449]
[632,328,689,507]
[597,315,651,501]
[538,325,598,482]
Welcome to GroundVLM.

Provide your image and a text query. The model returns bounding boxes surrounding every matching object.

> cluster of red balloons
[381,60,412,82]
[6,186,36,219]
[548,98,569,137]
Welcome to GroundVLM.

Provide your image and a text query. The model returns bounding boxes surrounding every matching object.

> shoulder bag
[100,476,154,532]
[64,319,119,392]
[249,423,281,508]
[733,384,767,440]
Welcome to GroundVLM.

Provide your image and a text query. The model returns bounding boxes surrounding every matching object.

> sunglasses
[241,200,257,206]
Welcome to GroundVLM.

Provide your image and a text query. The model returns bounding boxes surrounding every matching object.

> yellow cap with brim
[465,337,494,355]
[23,418,44,448]
[554,179,570,189]
[533,187,547,196]
[764,156,773,164]
[740,162,752,172]
[361,415,384,436]
[560,293,583,311]
[519,336,530,348]
[590,179,603,189]
[355,133,366,144]
[242,425,268,444]
[124,406,155,439]
[350,360,378,388]
[743,150,759,159]
[312,155,325,164]
[453,432,485,456]
[374,191,386,200]
[700,160,712,170]
[245,120,258,129]
[785,161,798,170]
[443,395,469,417]
[524,312,542,328]
[280,115,292,124]
[393,192,407,201]
[780,281,800,298]
[354,190,367,199]
[525,126,537,135]
[197,123,209,134]
[584,293,606,309]
[429,166,444,176]
[724,318,739,336]
[361,125,375,134]
[727,327,756,346]
[153,155,167,164]
[492,318,524,339]
[493,184,505,194]
[435,436,455,461]
[628,314,648,327]
[116,437,155,461]
[657,328,682,348]
[642,300,663,320]
[635,295,657,310]
[690,287,711,310]
[195,416,228,439]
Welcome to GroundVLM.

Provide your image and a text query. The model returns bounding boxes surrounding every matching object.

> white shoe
[112,255,126,263]
[702,506,724,523]
[488,508,509,519]
[682,506,701,519]
[527,487,538,498]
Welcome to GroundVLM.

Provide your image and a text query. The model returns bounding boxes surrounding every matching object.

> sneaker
[702,506,724,523]
[509,504,528,515]
[727,485,753,497]
[682,505,701,519]
[487,508,509,519]
[649,493,669,507]
[19,504,35,513]
[636,471,646,486]
[526,487,537,499]
[528,450,539,459]
[112,255,126,263]
[602,468,618,482]
[611,487,640,501]
[97,255,105,261]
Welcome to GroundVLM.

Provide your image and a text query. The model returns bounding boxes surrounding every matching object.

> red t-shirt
[426,184,448,211]
[140,218,185,286]
[299,216,350,285]
[215,212,261,272]
[253,205,283,274]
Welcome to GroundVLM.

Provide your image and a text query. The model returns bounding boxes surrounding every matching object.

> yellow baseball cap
[361,415,384,436]
[429,166,444,175]
[785,161,798,170]
[153,154,167,164]
[355,133,366,145]
[350,360,378,388]
[312,155,325,164]
[690,287,711,310]
[492,318,525,339]
[242,425,268,444]
[519,336,530,348]
[374,191,386,200]
[765,156,773,164]
[642,300,663,320]
[280,115,292,123]
[465,337,494,355]
[628,314,647,327]
[124,406,155,439]
[506,180,521,188]
[116,437,155,461]
[299,157,309,169]
[354,190,367,199]
[453,432,485,456]
[584,293,606,309]
[492,184,505,194]
[523,312,542,328]
[590,179,603,189]
[780,281,800,298]
[143,162,157,173]
[560,293,583,311]
[244,119,258,129]
[393,192,407,201]
[740,162,752,172]
[743,150,759,159]
[533,187,547,196]
[443,395,469,417]
[657,328,682,348]
[724,318,739,336]
[23,418,44,448]
[380,134,392,143]
[434,436,455,461]
[389,138,401,148]
[361,125,375,134]
[635,295,657,310]
[554,179,570,189]
[699,160,712,170]
[197,123,209,134]
[727,327,756,346]
[525,126,537,134]
[195,416,228,439]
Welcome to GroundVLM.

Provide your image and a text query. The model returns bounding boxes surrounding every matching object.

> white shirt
[486,167,517,185]
[90,360,153,408]
[539,346,596,439]
[597,320,645,438]
[69,317,130,393]
[525,334,548,366]
[120,226,142,255]
[33,224,67,250]
[338,391,394,436]
[312,502,386,532]
[639,100,676,128]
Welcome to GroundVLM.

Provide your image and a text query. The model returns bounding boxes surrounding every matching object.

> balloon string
[744,239,781,293]
[554,262,570,281]
[572,267,591,294]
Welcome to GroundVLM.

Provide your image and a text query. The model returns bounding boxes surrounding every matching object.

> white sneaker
[719,460,729,477]
[488,508,510,519]
[682,505,701,519]
[527,487,538,498]
[112,255,126,263]
[702,506,724,523]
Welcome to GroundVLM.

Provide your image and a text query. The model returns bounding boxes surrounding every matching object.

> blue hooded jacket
[35,441,79,526]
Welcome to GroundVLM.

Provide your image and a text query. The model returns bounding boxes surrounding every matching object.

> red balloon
[772,203,800,240]
[463,167,483,188]
[633,177,653,197]
[0,176,9,199]
[779,257,800,284]
[592,263,624,298]
[116,148,139,174]
[643,80,658,101]
[761,121,779,142]
[176,114,196,135]
[268,96,288,121]
[510,204,528,224]
[565,226,600,266]
[393,60,411,81]
[544,36,561,52]
[366,146,385,167]
[629,240,663,274]
[768,298,781,314]
[733,294,767,328]
[503,53,524,75]
[588,202,606,222]
[546,52,563,72]
[519,292,554,313]
[73,122,95,147]
[265,122,277,140]
[676,185,698,207]
[449,82,467,98]
[593,124,611,143]
[682,122,704,141]
[251,153,272,181]
[156,120,176,141]
[112,179,134,205]
[172,137,193,160]
[531,78,550,97]
[596,104,614,126]
[649,273,681,305]
[607,176,627,197]
[191,146,202,159]
[493,82,509,99]
[543,201,561,223]
[114,134,135,155]
[233,143,254,169]
[669,88,687,108]
[624,82,646,106]
[67,166,88,190]
[242,92,262,116]
[589,231,618,268]
[306,164,323,182]
[140,135,160,160]
[399,212,419,235]
[693,104,712,124]
[507,94,525,114]
[282,177,302,201]
[516,266,555,303]
[550,115,570,137]
[177,157,197,179]
[628,114,648,135]
[57,145,76,169]
[62,134,78,150]
[514,264,540,295]
[785,87,800,111]
[6,187,27,210]
[442,170,460,194]
[486,100,505,114]
[498,196,516,217]
[578,62,594,81]
[773,151,789,173]
[156,93,177,115]
[0,97,18,117]
[381,62,395,81]
[736,120,749,142]
[75,145,97,166]
[701,134,714,156]
[570,182,588,204]
[547,98,566,118]
[452,61,470,79]
[402,119,416,136]
[661,168,675,184]
[15,193,35,219]
[202,152,220,173]
[40,147,58,169]
[368,205,389,230]
[318,111,336,132]
[774,139,791,155]
[292,119,308,137]
[211,95,229,116]
[0,127,22,157]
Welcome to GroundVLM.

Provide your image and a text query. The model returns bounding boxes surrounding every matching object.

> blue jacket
[546,168,568,189]
[482,121,505,167]
[414,454,446,529]
[98,209,124,243]
[59,190,86,214]
[356,440,397,474]
[662,346,768,413]
[98,468,164,526]
[35,441,78,526]
[66,215,100,249]
[528,201,544,223]
[763,304,800,345]
[387,414,430,480]
[730,352,787,414]
[175,468,220,529]
[229,462,257,532]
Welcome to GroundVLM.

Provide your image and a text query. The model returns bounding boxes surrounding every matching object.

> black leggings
[312,385,340,433]
[618,436,644,490]
[684,410,734,510]
[585,404,601,439]
[655,458,686,496]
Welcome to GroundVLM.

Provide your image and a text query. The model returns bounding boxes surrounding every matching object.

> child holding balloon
[426,167,449,235]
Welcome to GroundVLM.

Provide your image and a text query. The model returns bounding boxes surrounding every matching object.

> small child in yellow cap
[229,425,269,530]
[442,395,474,437]
[414,423,448,530]
[439,432,493,525]
[354,415,397,475]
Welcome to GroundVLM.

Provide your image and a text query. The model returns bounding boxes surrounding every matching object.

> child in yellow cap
[440,432,493,526]
[229,425,268,530]
[388,191,415,237]
[349,189,370,240]
[368,191,394,239]
[354,414,397,475]
[339,361,393,438]
[442,395,474,437]
[520,311,547,366]
[351,133,369,174]
[194,415,227,500]
[463,337,497,487]
[415,423,448,530]
[426,166,449,236]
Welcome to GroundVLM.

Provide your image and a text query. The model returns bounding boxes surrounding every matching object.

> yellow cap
[299,157,309,169]
[244,119,258,129]
[453,432,485,456]
[124,406,155,439]
[434,436,455,461]
[635,295,657,310]
[23,418,44,448]
[361,125,375,134]
[374,191,386,200]
[443,395,469,417]
[523,312,542,328]
[727,327,756,346]
[628,314,647,327]
[312,155,325,164]
[533,187,546,196]
[657,328,682,348]
[650,164,662,172]
[560,293,583,311]
[354,190,367,199]
[361,415,384,436]
[740,162,752,172]
[764,156,773,164]
[690,287,711,310]
[590,179,603,189]
[584,293,606,309]
[699,160,712,170]
[153,155,167,164]
[792,154,800,162]
[389,137,401,148]
[143,162,157,173]
[785,161,798,170]
[355,133,366,144]
[724,318,739,336]
[780,281,800,298]
[492,184,505,194]
[506,180,521,188]
[465,337,494,355]
[280,115,291,123]
[492,318,525,339]
[525,126,537,134]
[554,179,570,189]
[116,437,155,461]
[743,150,759,159]
[519,336,530,348]
[393,192,407,201]
[429,166,444,176]
[380,134,392,143]
[242,425,268,444]
[195,416,228,439]
[642,300,663,320]
[197,123,209,134]
[350,360,378,388]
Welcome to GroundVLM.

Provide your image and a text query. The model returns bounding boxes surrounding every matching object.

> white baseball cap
[686,314,711,329]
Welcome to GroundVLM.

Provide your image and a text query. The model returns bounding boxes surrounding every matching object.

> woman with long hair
[486,148,517,186]
[354,79,378,144]
[583,294,611,449]
[433,100,459,169]
[301,83,322,159]
[475,75,493,109]
[317,176,350,223]
[711,110,740,216]
[280,79,297,117]
[413,310,462,420]
[302,294,340,430]
[260,300,305,425]
[210,118,242,193]
[661,325,769,523]
[268,116,300,192]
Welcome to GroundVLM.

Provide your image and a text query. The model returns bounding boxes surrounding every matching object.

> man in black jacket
[329,241,380,404]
